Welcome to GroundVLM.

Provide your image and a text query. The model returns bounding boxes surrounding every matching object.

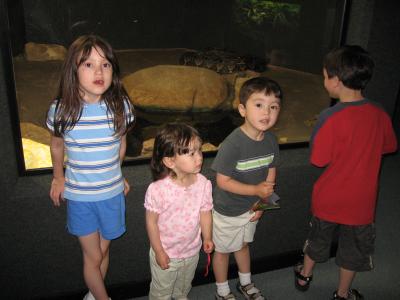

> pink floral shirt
[144,173,213,258]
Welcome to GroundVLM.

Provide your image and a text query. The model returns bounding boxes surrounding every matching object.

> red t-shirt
[311,99,397,225]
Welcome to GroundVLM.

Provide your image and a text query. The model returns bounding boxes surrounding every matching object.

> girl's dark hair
[150,123,202,181]
[239,76,283,106]
[323,45,374,90]
[50,35,135,137]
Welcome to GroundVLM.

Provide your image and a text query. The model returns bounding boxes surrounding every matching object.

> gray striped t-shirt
[211,127,279,216]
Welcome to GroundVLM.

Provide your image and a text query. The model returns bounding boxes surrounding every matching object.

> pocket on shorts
[355,223,376,256]
[307,216,319,241]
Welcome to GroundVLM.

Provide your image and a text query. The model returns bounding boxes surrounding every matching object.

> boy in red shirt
[294,45,397,300]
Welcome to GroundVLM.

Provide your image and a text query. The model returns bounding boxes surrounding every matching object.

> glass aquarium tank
[6,0,347,171]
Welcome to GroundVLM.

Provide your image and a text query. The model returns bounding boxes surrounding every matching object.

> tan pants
[149,248,199,300]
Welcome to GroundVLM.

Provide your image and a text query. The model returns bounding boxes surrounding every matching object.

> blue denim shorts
[66,192,126,240]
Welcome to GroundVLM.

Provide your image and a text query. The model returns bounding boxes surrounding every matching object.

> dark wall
[13,0,231,50]
[5,0,25,55]
[364,0,400,117]
[345,0,400,117]
[0,0,21,195]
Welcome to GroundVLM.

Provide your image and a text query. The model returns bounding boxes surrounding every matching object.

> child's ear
[238,103,246,117]
[332,76,341,87]
[162,157,175,169]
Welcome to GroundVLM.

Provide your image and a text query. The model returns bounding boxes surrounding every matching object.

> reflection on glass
[8,0,345,170]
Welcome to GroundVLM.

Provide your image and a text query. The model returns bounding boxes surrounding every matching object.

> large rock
[20,122,51,145]
[20,122,52,169]
[141,138,155,157]
[22,138,52,169]
[25,42,67,61]
[140,138,217,158]
[123,65,228,112]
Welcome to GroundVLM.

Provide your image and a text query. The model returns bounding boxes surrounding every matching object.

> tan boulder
[201,142,218,152]
[123,65,228,112]
[20,122,52,169]
[141,138,155,157]
[22,138,52,169]
[140,138,218,158]
[25,42,67,61]
[20,122,51,145]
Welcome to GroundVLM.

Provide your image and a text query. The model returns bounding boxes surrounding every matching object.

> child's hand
[255,181,275,199]
[203,239,214,254]
[155,250,170,270]
[250,210,264,222]
[123,178,130,195]
[50,177,65,206]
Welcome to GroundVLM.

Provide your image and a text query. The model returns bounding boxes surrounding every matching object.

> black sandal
[294,263,312,292]
[332,289,364,300]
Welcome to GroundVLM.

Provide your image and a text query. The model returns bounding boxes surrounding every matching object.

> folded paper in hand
[251,192,280,211]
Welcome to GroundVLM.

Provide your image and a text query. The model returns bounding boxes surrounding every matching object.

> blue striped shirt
[46,100,134,202]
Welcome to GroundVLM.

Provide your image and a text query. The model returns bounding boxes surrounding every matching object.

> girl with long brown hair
[46,35,135,300]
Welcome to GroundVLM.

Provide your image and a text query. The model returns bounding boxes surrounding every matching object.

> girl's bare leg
[99,236,111,279]
[79,232,110,300]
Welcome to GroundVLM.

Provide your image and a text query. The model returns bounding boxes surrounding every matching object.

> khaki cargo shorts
[212,209,258,253]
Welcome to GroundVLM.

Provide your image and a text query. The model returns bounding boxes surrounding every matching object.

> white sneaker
[83,291,95,300]
[83,291,112,300]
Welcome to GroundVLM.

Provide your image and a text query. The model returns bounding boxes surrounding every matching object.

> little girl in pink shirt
[145,123,214,300]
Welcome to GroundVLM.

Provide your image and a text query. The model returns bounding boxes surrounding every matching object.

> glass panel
[7,0,346,170]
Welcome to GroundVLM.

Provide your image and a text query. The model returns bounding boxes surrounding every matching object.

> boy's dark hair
[239,76,283,106]
[323,45,374,90]
[150,123,202,181]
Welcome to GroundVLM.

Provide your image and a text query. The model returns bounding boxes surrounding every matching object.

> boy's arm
[49,135,65,206]
[249,167,277,222]
[119,134,130,195]
[200,210,213,253]
[266,167,276,184]
[216,173,274,199]
[119,134,127,162]
[145,210,170,269]
[382,118,398,154]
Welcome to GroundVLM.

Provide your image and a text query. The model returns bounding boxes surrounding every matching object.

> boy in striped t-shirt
[211,77,282,300]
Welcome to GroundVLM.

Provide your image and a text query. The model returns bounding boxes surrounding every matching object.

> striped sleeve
[46,101,58,133]
[124,98,135,126]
